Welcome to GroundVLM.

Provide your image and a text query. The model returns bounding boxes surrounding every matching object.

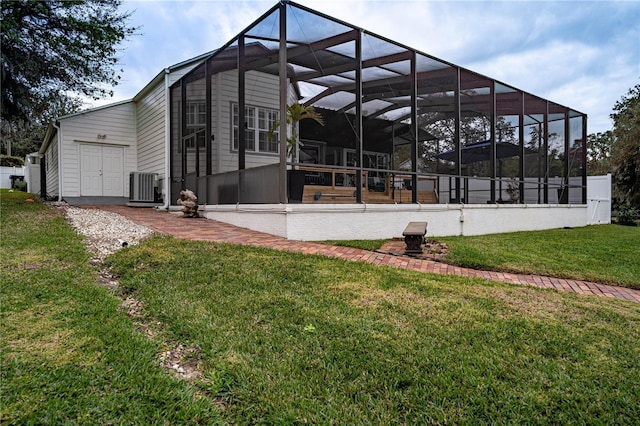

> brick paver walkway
[97,206,640,303]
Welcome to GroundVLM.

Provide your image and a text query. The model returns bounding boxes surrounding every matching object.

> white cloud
[88,0,638,134]
[468,40,601,92]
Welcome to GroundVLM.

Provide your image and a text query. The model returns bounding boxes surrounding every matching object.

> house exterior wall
[59,102,137,197]
[136,81,166,177]
[215,70,295,173]
[133,61,204,181]
[44,136,59,198]
[168,64,200,86]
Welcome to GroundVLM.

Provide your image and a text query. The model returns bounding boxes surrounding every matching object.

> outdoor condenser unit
[129,172,157,202]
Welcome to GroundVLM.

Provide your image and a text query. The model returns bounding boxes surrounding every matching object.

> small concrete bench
[402,221,428,253]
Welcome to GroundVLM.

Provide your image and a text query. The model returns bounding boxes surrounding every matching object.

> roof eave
[39,122,58,155]
[133,49,218,102]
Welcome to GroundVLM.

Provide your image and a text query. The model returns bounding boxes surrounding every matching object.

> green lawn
[0,191,220,424]
[2,191,639,424]
[326,225,640,290]
[437,225,640,289]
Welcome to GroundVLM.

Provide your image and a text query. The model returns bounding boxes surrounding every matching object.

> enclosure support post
[355,30,363,203]
[180,78,187,191]
[205,59,212,177]
[489,82,497,203]
[238,35,246,171]
[563,110,570,204]
[581,115,588,204]
[410,52,418,203]
[454,68,462,203]
[518,92,525,204]
[279,3,288,203]
[543,102,549,204]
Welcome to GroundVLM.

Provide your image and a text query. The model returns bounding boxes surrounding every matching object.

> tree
[0,97,83,158]
[270,103,324,162]
[610,83,640,208]
[586,131,614,176]
[1,0,137,154]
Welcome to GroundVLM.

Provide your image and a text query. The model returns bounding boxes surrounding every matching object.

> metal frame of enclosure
[170,0,587,206]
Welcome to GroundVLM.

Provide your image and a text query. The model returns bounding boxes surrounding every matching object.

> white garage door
[80,144,124,197]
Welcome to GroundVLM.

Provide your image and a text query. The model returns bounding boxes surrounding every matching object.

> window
[185,101,206,149]
[187,102,206,126]
[233,103,279,154]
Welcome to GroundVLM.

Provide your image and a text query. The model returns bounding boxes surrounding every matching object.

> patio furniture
[403,221,428,254]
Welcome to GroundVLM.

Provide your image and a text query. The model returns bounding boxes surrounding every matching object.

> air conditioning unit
[129,172,157,202]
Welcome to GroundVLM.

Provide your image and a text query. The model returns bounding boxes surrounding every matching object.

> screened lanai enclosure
[170,0,586,207]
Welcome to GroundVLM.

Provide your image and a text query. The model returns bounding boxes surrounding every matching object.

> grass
[437,225,640,289]
[321,225,640,290]
[108,238,640,424]
[3,190,640,424]
[0,190,221,424]
[320,239,389,251]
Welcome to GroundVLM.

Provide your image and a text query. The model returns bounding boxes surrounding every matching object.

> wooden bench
[312,191,356,201]
[402,221,428,253]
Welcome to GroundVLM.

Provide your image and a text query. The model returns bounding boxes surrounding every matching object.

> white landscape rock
[52,203,155,262]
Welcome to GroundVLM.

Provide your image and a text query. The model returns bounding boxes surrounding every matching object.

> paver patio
[96,206,640,303]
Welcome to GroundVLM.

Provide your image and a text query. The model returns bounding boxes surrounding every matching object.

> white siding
[167,63,201,86]
[136,81,166,177]
[134,62,203,188]
[217,70,292,173]
[45,137,59,198]
[183,78,207,175]
[59,102,136,197]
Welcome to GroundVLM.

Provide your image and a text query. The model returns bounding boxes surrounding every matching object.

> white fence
[587,174,612,224]
[0,166,26,189]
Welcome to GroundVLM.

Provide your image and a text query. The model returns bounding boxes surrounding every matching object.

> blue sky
[97,0,639,134]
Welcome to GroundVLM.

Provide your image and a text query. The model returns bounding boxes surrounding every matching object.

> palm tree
[270,103,324,162]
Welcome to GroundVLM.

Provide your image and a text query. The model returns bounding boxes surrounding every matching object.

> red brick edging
[97,206,640,303]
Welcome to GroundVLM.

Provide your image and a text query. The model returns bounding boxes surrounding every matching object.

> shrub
[0,155,25,167]
[615,203,639,226]
[13,180,28,192]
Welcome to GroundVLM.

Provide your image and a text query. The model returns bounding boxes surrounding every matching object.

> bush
[615,203,639,226]
[0,155,25,167]
[13,180,28,192]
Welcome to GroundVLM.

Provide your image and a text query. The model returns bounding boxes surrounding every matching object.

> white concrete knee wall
[202,175,609,240]
[202,203,589,241]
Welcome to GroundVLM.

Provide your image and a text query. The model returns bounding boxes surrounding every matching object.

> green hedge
[0,155,25,167]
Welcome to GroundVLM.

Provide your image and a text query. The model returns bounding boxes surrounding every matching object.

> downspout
[53,121,62,201]
[157,68,171,210]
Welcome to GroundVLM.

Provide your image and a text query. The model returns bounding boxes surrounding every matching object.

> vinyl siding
[59,102,136,197]
[136,81,166,177]
[217,70,295,173]
[45,137,59,198]
[168,63,202,86]
[135,62,204,182]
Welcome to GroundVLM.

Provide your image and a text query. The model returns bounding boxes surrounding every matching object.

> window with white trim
[185,101,206,149]
[232,103,279,154]
[187,101,206,126]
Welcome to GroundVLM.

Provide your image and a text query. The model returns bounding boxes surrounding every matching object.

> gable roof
[133,49,218,101]
[39,49,218,154]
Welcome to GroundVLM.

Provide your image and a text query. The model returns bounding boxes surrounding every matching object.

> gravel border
[48,201,155,263]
